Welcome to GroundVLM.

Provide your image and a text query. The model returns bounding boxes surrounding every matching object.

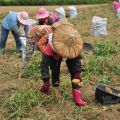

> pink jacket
[37,37,61,60]
[113,1,120,12]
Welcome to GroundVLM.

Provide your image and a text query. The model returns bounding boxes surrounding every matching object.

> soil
[0,4,120,120]
[0,40,120,120]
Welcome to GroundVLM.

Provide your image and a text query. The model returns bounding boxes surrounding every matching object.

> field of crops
[0,4,120,120]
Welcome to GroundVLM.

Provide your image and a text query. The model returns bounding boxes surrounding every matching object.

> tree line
[0,0,112,6]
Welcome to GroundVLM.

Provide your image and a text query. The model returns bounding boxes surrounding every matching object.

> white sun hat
[55,7,65,17]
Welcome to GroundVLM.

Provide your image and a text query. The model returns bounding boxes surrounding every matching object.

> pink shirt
[113,1,120,12]
[44,42,61,60]
[37,37,61,60]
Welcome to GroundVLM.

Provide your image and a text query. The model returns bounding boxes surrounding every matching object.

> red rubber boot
[41,81,50,94]
[72,89,88,106]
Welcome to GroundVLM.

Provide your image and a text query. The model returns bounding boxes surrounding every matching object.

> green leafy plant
[8,89,40,118]
[82,68,91,81]
[21,53,41,80]
[111,65,120,75]
[21,60,40,80]
[99,75,112,84]
[88,56,105,75]
[94,41,119,56]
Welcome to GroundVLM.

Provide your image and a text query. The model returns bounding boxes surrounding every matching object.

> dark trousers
[0,26,21,50]
[66,55,82,80]
[40,54,62,85]
[40,54,82,86]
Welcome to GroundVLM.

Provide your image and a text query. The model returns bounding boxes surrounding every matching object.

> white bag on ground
[92,16,107,36]
[68,6,77,19]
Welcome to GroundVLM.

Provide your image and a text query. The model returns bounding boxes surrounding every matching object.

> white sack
[92,16,107,36]
[68,6,77,19]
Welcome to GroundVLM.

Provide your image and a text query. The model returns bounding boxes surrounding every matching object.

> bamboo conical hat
[52,24,83,59]
[52,18,73,28]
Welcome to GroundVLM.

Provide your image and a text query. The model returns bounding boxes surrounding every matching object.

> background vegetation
[0,0,112,6]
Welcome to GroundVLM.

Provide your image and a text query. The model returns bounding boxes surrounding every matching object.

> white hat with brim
[17,11,30,25]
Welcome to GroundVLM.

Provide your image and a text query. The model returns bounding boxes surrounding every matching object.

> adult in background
[0,11,30,53]
[36,7,65,25]
[113,0,120,13]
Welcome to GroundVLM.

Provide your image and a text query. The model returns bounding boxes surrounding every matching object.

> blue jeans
[0,26,21,51]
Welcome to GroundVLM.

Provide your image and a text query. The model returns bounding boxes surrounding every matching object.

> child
[37,21,88,106]
[27,23,87,106]
[28,9,87,106]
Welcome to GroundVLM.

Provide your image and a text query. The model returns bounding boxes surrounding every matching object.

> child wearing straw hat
[26,23,87,106]
[26,8,87,106]
[0,11,30,53]
[37,21,88,106]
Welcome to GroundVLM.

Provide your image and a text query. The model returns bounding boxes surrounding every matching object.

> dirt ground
[0,4,120,120]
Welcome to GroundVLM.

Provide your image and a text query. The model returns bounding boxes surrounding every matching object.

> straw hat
[52,18,73,28]
[52,24,83,59]
[36,7,49,20]
[17,11,30,25]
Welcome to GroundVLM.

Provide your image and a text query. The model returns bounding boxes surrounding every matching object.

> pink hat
[36,7,49,20]
[17,11,30,25]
